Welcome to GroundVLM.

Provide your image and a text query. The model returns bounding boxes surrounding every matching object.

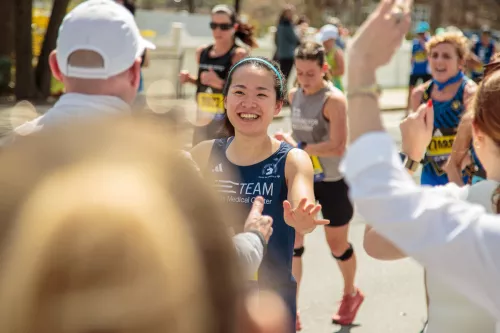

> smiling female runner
[275,41,363,330]
[190,56,329,333]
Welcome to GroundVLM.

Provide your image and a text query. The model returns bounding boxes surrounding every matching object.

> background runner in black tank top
[192,44,238,146]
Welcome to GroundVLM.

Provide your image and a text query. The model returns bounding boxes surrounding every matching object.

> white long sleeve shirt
[341,132,500,320]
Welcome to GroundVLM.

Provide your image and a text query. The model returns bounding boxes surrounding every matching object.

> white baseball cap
[56,0,156,79]
[318,24,339,42]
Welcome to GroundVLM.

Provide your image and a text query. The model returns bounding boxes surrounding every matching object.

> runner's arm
[300,93,347,157]
[443,82,478,186]
[284,148,320,234]
[330,48,345,77]
[183,45,206,85]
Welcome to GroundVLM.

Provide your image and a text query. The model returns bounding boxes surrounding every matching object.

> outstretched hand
[283,198,329,235]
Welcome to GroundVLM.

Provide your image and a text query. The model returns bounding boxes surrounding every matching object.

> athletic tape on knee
[293,246,305,257]
[332,243,353,261]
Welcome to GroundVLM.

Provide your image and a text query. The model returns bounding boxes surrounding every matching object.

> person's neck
[226,133,275,166]
[485,159,500,183]
[434,79,461,94]
[303,80,327,95]
[213,41,234,55]
[64,87,131,105]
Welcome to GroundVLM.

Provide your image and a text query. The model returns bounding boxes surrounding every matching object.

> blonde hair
[0,117,243,333]
[425,32,470,60]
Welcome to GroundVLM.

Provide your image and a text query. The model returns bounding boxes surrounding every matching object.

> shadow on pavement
[333,323,361,333]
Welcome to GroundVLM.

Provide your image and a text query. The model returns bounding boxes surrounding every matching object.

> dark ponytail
[235,22,258,48]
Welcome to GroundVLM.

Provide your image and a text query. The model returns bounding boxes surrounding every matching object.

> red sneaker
[332,289,364,325]
[296,310,302,331]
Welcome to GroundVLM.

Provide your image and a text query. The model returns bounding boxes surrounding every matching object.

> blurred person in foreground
[344,0,500,319]
[13,0,156,137]
[0,117,288,333]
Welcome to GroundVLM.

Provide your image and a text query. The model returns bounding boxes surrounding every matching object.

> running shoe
[332,288,364,325]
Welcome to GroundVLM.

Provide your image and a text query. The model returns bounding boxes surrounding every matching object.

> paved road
[271,111,427,333]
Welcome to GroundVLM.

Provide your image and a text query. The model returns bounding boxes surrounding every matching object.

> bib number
[197,92,225,114]
[414,51,427,63]
[426,135,455,175]
[311,156,325,182]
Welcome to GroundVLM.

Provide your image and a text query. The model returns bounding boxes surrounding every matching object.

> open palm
[283,198,329,234]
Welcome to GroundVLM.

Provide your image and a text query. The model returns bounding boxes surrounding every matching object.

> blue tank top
[472,41,495,79]
[412,37,430,75]
[421,79,468,186]
[207,137,296,287]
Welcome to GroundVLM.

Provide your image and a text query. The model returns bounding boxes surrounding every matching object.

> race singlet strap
[421,81,433,104]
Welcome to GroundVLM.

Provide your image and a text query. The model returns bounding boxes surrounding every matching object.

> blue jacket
[275,20,299,60]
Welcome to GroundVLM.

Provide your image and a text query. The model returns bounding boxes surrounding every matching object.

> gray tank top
[290,85,343,181]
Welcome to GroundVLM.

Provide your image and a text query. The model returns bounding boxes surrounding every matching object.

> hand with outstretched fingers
[283,198,329,234]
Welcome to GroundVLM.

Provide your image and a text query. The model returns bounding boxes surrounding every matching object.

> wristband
[347,83,382,99]
[399,152,421,172]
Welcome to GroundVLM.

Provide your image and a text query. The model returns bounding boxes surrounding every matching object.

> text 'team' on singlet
[290,85,343,182]
[207,137,296,287]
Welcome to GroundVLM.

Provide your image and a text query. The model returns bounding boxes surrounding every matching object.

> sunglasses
[210,22,233,31]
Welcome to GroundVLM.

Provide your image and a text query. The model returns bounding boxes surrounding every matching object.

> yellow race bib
[414,51,427,63]
[197,92,224,114]
[427,135,455,157]
[311,156,325,182]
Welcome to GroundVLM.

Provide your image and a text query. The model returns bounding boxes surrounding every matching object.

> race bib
[197,92,225,114]
[427,135,454,156]
[426,135,455,175]
[414,51,427,63]
[311,156,325,182]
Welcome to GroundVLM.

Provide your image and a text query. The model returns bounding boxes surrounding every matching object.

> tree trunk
[0,0,14,94]
[0,0,14,57]
[430,0,443,30]
[14,0,38,100]
[35,0,71,98]
[186,0,195,13]
[234,0,240,14]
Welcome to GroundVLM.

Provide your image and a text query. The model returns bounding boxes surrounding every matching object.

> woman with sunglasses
[179,4,258,146]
